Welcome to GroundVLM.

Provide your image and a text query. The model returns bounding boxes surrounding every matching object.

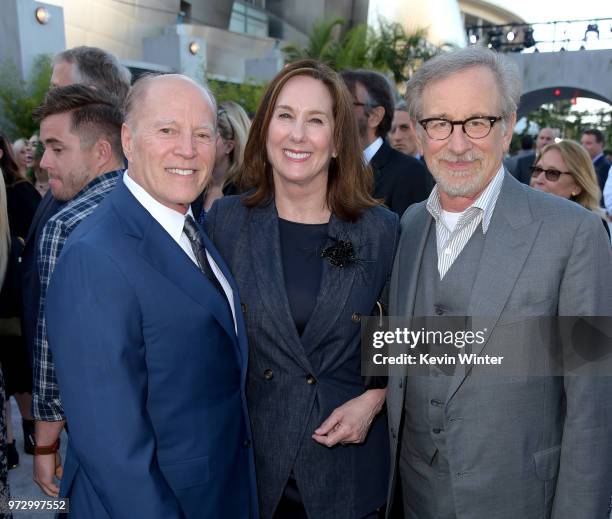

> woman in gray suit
[206,60,399,519]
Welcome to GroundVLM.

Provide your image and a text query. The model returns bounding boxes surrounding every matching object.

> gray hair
[395,99,409,113]
[54,46,132,103]
[123,74,217,129]
[405,47,521,123]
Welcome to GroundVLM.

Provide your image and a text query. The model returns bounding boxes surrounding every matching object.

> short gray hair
[405,47,521,122]
[54,46,132,103]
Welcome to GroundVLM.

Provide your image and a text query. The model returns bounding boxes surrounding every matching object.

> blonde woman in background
[12,138,32,179]
[530,139,610,239]
[0,171,12,514]
[200,101,251,216]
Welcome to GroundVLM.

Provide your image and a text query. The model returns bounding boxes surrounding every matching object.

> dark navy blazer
[206,196,399,519]
[45,180,258,519]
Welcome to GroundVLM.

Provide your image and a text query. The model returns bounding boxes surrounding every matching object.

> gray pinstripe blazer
[207,196,399,519]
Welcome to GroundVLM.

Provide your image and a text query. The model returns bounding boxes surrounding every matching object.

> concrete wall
[0,0,65,80]
[507,49,612,117]
[46,0,179,61]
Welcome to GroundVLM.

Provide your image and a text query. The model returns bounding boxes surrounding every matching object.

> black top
[6,180,41,239]
[278,217,328,337]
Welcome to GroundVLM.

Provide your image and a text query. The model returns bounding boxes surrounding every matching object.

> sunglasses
[530,166,572,182]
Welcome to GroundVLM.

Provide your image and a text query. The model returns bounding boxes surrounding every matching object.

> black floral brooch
[320,238,357,268]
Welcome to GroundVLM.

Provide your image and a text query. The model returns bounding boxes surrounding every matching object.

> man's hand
[33,451,62,497]
[33,420,65,497]
[312,389,386,448]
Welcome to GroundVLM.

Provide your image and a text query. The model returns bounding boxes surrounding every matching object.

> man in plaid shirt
[31,84,125,497]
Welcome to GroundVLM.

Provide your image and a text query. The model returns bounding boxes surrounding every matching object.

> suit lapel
[446,175,541,403]
[248,203,314,372]
[397,207,432,317]
[111,181,237,344]
[370,141,390,189]
[299,214,363,357]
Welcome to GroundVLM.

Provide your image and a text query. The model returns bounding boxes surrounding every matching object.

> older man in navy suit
[45,75,258,518]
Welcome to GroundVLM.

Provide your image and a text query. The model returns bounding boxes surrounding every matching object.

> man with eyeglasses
[340,69,432,216]
[385,47,612,519]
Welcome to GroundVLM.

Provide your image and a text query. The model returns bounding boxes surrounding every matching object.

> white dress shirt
[426,165,505,278]
[363,136,383,163]
[123,171,237,331]
[604,165,612,216]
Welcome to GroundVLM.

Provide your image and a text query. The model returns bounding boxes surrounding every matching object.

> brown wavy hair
[240,59,377,221]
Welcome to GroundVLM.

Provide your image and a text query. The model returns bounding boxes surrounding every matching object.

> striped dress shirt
[426,166,505,279]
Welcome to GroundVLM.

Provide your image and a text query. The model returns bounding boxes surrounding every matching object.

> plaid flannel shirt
[32,170,121,421]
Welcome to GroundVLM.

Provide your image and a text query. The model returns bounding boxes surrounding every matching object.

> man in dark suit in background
[45,74,258,518]
[513,127,558,184]
[581,128,610,196]
[341,70,431,216]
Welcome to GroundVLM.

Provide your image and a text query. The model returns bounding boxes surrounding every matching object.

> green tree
[282,17,448,83]
[206,76,266,116]
[0,55,52,139]
[523,100,612,148]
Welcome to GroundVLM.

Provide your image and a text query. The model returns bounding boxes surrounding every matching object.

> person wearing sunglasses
[530,139,610,238]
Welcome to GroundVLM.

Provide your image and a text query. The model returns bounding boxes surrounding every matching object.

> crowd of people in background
[0,42,610,519]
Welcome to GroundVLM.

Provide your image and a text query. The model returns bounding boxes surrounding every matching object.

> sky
[492,0,612,116]
[492,0,612,23]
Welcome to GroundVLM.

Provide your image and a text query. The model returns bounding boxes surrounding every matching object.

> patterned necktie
[183,215,227,298]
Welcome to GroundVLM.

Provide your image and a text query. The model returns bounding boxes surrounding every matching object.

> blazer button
[263,369,273,380]
[306,374,316,385]
[432,428,442,434]
[351,312,361,323]
[241,303,247,314]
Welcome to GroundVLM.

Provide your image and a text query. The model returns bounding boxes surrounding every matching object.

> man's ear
[121,123,133,161]
[368,106,385,130]
[94,139,113,166]
[223,139,235,156]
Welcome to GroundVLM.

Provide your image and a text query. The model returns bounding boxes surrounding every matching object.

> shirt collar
[592,152,604,163]
[426,164,505,234]
[123,170,194,243]
[363,136,383,163]
[70,169,122,200]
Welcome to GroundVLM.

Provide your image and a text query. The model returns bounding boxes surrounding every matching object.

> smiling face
[266,75,336,193]
[122,76,217,214]
[416,66,514,207]
[530,148,581,200]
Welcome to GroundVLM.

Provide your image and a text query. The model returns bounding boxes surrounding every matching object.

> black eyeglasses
[418,116,503,140]
[530,166,572,182]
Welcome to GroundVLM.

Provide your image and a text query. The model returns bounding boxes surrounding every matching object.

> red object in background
[570,98,577,105]
[554,88,561,97]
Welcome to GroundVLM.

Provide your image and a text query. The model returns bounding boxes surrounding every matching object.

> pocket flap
[533,445,561,481]
[160,455,210,490]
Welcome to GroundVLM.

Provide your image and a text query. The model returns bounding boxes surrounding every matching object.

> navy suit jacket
[593,154,610,194]
[45,180,258,518]
[370,141,433,217]
[206,197,399,519]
